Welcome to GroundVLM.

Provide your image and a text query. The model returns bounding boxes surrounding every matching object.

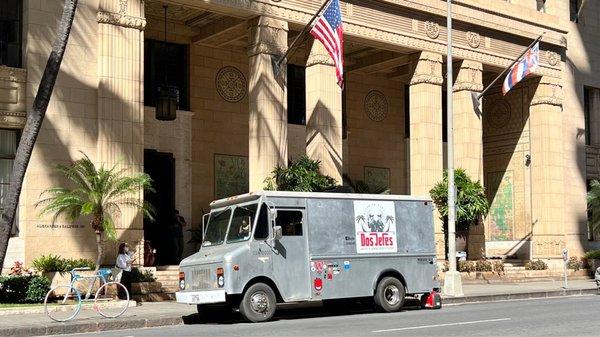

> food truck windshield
[202,203,258,247]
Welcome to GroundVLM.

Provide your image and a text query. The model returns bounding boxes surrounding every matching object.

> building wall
[17,0,101,266]
[345,73,406,194]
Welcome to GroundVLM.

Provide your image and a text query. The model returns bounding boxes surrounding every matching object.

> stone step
[132,293,176,302]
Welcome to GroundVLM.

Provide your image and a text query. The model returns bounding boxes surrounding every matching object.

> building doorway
[144,149,177,265]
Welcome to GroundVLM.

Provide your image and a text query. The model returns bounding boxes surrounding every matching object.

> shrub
[31,254,66,273]
[583,249,600,260]
[492,261,505,274]
[525,259,548,270]
[25,276,51,302]
[0,276,30,303]
[458,260,476,273]
[31,255,95,273]
[567,257,583,272]
[475,260,493,272]
[131,268,157,283]
[65,258,96,271]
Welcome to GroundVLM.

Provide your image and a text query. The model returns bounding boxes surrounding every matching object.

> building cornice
[97,11,146,30]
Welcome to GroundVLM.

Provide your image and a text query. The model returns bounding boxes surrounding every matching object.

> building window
[144,40,190,111]
[536,0,546,12]
[584,87,591,146]
[570,0,581,22]
[404,85,410,139]
[0,129,19,236]
[287,64,306,125]
[342,74,347,139]
[0,0,22,68]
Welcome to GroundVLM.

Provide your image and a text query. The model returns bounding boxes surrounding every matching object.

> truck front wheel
[239,283,277,322]
[374,276,405,312]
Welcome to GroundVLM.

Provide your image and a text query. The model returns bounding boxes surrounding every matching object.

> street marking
[372,318,511,333]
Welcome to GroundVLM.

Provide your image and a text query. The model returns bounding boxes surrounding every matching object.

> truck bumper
[176,289,226,305]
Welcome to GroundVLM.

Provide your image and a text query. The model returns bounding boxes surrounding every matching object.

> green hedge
[0,275,50,303]
[584,250,600,260]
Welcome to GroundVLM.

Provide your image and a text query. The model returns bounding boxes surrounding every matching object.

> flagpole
[276,0,332,68]
[475,32,545,100]
[443,0,463,297]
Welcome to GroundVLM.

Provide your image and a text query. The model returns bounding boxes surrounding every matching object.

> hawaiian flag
[502,42,539,95]
[310,0,345,88]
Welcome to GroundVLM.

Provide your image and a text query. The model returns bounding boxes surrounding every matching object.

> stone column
[305,41,343,183]
[247,17,288,191]
[453,60,485,259]
[529,76,565,260]
[409,52,444,258]
[97,0,146,262]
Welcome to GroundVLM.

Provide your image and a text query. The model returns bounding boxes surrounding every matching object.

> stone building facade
[1,0,600,271]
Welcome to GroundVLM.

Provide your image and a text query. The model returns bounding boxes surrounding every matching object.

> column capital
[410,51,443,86]
[531,76,563,107]
[306,42,335,67]
[453,60,483,92]
[98,0,146,31]
[247,17,288,58]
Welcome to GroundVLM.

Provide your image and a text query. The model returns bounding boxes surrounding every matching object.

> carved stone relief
[466,31,481,48]
[424,21,440,39]
[364,90,388,122]
[216,66,247,103]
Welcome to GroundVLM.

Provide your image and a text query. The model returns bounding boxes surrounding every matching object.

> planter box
[43,270,102,296]
[132,281,163,295]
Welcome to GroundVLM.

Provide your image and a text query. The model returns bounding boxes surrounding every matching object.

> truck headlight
[179,271,185,290]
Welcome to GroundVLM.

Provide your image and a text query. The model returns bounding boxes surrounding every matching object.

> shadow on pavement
[181,298,423,325]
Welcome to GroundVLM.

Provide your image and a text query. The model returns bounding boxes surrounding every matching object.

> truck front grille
[189,268,212,290]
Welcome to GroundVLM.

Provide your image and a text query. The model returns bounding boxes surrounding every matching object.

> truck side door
[272,209,310,301]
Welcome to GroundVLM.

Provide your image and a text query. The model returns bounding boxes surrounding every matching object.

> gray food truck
[176,191,439,322]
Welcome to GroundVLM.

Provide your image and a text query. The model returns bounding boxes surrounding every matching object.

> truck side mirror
[269,209,278,221]
[273,225,283,241]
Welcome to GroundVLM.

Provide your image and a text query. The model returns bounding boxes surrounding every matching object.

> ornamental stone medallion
[216,66,247,102]
[424,21,440,39]
[547,51,560,66]
[487,99,511,129]
[364,90,388,122]
[466,31,481,48]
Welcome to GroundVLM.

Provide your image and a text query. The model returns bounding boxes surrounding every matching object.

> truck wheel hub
[384,285,400,305]
[250,292,269,313]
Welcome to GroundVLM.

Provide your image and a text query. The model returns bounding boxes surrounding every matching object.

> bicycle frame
[64,268,111,302]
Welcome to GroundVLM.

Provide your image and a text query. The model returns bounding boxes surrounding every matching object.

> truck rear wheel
[239,283,276,322]
[374,277,405,312]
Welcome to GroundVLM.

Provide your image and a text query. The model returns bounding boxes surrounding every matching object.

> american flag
[310,0,344,87]
[502,42,539,95]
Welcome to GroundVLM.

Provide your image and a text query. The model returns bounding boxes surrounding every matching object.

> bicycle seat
[97,268,112,279]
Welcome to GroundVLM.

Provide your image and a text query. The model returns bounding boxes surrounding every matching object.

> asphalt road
[63,295,599,337]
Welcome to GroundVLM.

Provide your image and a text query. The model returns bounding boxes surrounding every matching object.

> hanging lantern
[155,5,178,121]
[155,84,179,121]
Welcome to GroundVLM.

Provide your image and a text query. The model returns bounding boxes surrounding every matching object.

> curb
[443,288,599,305]
[1,289,598,336]
[0,316,184,337]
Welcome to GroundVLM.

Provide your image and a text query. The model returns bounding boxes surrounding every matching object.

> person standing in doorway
[116,242,135,299]
[173,209,187,262]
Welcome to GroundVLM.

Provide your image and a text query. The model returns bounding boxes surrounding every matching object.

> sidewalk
[0,279,597,337]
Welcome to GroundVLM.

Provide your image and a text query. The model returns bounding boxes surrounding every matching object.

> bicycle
[43,267,130,322]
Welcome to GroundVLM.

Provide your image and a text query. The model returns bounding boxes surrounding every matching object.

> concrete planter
[43,270,102,296]
[131,281,163,295]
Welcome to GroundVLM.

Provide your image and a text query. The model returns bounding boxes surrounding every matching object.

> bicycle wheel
[44,285,82,322]
[94,281,130,318]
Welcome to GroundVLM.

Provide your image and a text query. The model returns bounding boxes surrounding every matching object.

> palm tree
[35,154,154,270]
[587,179,600,235]
[0,0,79,272]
